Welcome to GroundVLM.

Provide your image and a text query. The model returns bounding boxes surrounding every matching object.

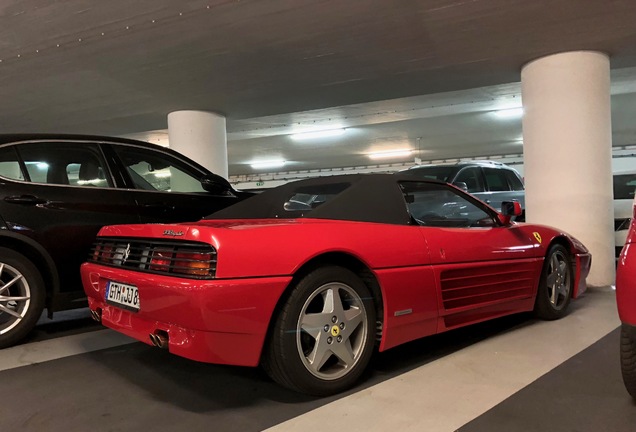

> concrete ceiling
[2,0,636,175]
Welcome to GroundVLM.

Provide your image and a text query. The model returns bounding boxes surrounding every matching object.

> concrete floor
[0,287,627,432]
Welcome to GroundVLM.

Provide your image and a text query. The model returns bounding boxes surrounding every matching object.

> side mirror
[498,201,522,225]
[453,181,469,192]
[201,173,233,195]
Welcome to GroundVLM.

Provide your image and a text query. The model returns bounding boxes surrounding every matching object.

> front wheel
[534,244,573,320]
[263,266,376,396]
[0,247,45,349]
[621,324,636,398]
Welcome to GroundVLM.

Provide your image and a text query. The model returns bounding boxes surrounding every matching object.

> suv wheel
[0,247,45,348]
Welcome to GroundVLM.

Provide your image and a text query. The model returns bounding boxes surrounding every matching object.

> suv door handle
[4,195,47,205]
[142,203,175,211]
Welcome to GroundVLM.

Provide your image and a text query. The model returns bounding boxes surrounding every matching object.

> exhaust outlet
[149,331,169,349]
[90,309,102,322]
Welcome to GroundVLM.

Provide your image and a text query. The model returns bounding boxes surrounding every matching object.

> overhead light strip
[368,149,413,160]
[291,128,346,140]
[250,159,286,169]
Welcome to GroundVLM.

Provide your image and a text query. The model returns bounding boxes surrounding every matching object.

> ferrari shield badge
[533,232,542,243]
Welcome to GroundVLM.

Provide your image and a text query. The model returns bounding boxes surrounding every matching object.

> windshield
[613,173,636,200]
[400,166,457,182]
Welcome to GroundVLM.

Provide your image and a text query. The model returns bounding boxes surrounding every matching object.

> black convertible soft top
[209,174,448,225]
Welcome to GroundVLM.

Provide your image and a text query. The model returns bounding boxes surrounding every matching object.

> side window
[613,173,636,200]
[112,146,206,193]
[483,168,510,192]
[454,167,485,193]
[0,146,25,181]
[15,142,112,187]
[283,183,349,213]
[503,169,524,191]
[400,181,495,228]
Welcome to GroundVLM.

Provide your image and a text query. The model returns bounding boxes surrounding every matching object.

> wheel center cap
[331,325,340,337]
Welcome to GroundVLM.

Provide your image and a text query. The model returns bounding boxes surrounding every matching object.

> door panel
[131,190,240,223]
[0,142,141,296]
[400,180,541,330]
[423,226,541,328]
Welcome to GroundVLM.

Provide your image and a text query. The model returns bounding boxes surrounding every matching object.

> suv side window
[482,167,510,192]
[454,167,485,193]
[503,169,524,191]
[0,146,25,181]
[14,142,112,187]
[112,146,207,193]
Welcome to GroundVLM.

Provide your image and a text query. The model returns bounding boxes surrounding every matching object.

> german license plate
[106,281,140,312]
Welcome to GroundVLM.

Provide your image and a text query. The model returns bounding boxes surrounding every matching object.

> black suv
[400,161,525,218]
[0,134,248,348]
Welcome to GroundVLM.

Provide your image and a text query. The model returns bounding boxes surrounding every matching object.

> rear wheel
[0,247,45,349]
[534,244,572,320]
[263,266,376,396]
[621,324,636,398]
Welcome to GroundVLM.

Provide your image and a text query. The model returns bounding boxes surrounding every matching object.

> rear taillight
[150,251,172,271]
[100,245,113,261]
[174,252,213,277]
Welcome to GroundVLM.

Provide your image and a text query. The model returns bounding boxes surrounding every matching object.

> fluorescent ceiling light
[494,107,523,118]
[250,159,286,169]
[291,128,346,140]
[368,149,413,160]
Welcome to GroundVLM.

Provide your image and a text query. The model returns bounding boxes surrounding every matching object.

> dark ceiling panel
[1,0,636,135]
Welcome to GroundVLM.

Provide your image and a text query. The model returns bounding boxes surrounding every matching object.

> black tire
[621,324,636,398]
[534,244,573,320]
[0,247,46,349]
[262,266,376,396]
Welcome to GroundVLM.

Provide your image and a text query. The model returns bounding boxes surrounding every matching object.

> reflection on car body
[82,173,590,396]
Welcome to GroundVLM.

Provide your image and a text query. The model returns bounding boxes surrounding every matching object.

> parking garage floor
[1,287,633,432]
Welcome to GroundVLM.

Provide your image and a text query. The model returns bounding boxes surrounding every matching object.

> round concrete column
[521,51,613,287]
[167,110,229,178]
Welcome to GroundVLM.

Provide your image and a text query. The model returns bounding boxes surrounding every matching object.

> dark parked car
[400,161,525,219]
[0,134,248,348]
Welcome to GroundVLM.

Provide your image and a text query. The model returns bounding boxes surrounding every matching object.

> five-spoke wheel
[534,244,573,320]
[0,247,44,349]
[263,266,376,396]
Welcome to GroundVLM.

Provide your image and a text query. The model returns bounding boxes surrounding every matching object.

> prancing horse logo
[121,243,131,264]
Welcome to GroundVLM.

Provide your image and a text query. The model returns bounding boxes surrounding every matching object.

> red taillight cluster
[93,245,113,261]
[149,251,172,272]
[174,252,213,277]
[147,250,214,277]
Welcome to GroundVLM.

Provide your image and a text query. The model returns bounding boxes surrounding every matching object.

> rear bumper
[81,262,291,366]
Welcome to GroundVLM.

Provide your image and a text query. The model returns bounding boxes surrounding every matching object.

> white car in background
[614,170,636,257]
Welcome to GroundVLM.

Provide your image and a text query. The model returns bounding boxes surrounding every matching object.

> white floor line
[0,330,136,372]
[265,288,620,432]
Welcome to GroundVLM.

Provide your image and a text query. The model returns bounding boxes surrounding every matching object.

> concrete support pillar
[167,110,229,178]
[521,51,613,287]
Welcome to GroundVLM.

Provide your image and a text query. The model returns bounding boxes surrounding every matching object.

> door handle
[142,203,175,211]
[4,195,47,205]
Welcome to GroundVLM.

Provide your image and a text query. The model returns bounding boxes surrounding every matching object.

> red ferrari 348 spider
[81,174,591,395]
